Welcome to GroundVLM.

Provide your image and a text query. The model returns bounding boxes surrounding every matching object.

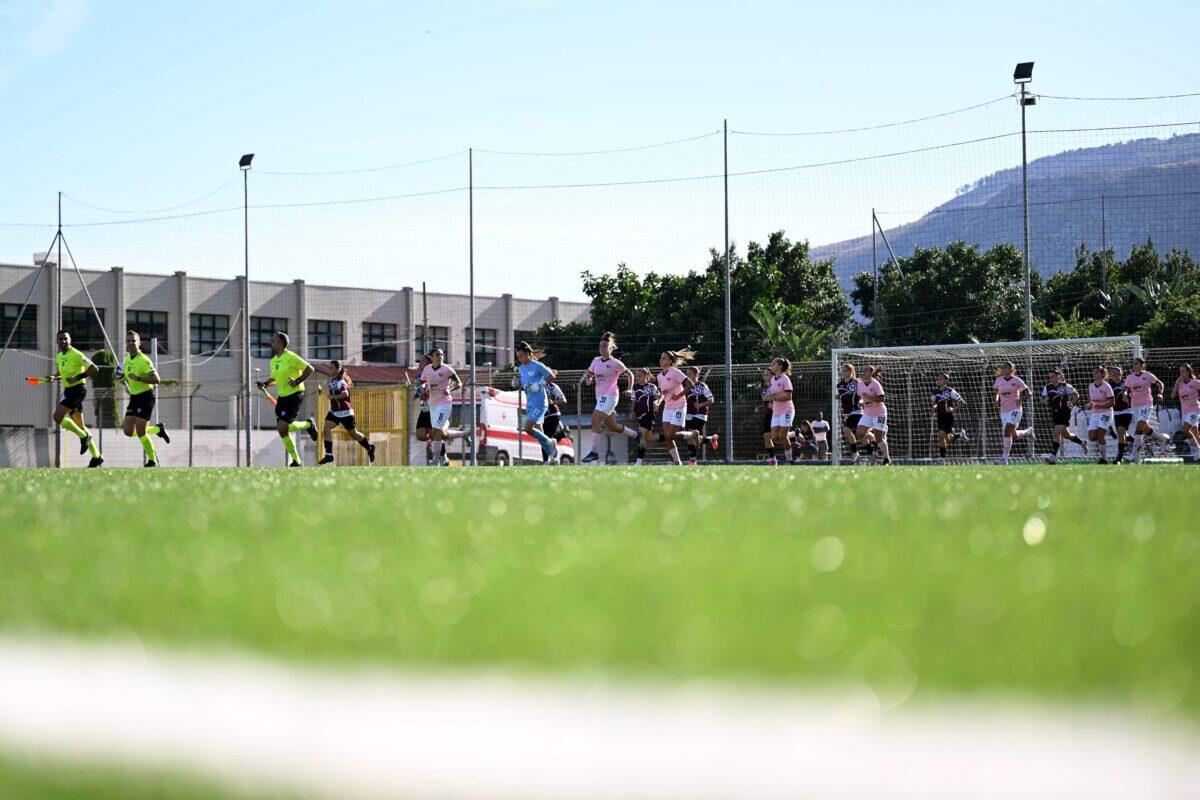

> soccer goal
[829,336,1142,464]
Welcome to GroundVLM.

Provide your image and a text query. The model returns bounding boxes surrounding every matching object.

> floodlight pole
[468,148,477,466]
[1019,82,1032,342]
[55,192,63,467]
[722,119,733,463]
[241,155,253,467]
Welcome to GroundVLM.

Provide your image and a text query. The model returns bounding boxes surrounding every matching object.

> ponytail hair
[772,357,792,375]
[1182,363,1196,381]
[600,331,617,349]
[663,348,696,367]
[516,340,546,360]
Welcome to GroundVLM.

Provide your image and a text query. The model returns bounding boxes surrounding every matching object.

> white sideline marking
[0,638,1197,799]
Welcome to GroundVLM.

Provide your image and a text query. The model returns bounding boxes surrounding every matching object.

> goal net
[830,336,1142,463]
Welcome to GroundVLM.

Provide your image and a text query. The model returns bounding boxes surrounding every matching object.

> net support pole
[722,119,733,463]
[242,164,252,467]
[830,352,840,465]
[468,148,477,466]
[55,192,63,468]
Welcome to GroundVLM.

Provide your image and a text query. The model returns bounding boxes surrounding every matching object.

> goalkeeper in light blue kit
[514,340,559,463]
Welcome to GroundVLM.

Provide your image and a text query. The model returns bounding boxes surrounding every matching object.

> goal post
[830,336,1141,464]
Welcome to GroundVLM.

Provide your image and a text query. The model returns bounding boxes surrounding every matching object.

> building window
[1,303,37,350]
[126,310,168,354]
[466,327,498,366]
[415,325,449,360]
[362,322,398,363]
[190,313,230,357]
[251,316,288,358]
[308,319,344,360]
[62,306,107,351]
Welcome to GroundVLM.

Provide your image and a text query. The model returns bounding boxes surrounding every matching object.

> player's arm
[257,377,275,390]
[622,369,634,397]
[697,386,713,413]
[133,367,161,385]
[446,368,463,393]
[1171,381,1180,401]
[289,363,314,388]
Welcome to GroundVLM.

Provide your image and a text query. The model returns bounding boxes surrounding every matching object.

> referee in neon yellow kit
[51,329,103,467]
[256,331,316,467]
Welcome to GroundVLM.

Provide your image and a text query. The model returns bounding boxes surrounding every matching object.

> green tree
[1140,294,1200,347]
[852,241,1037,345]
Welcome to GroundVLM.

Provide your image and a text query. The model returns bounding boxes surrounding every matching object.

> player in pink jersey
[581,332,640,464]
[418,348,469,466]
[764,357,798,465]
[1125,357,1170,461]
[1171,363,1200,460]
[657,348,703,465]
[854,364,890,465]
[1086,366,1116,464]
[992,361,1033,465]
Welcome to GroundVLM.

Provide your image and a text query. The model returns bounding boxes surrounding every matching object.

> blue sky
[2,0,1198,298]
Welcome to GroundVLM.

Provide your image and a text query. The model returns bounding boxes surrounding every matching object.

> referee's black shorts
[124,390,156,421]
[275,392,304,423]
[59,384,86,412]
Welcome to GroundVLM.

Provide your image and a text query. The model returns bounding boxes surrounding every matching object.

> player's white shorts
[1088,411,1112,431]
[594,393,618,416]
[661,406,686,427]
[1000,408,1024,428]
[771,410,795,428]
[1132,405,1154,424]
[430,401,453,430]
[861,413,888,433]
[1183,411,1199,427]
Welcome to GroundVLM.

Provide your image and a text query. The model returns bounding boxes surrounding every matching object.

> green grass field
[1,465,1198,796]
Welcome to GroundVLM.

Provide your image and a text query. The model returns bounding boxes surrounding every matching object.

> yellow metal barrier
[316,384,409,465]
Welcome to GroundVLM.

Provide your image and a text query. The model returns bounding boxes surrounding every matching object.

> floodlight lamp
[239,153,255,169]
[1013,62,1034,84]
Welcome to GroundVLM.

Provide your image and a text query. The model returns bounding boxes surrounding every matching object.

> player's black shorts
[1113,411,1133,430]
[686,417,706,434]
[543,413,563,440]
[844,411,863,431]
[936,412,956,434]
[59,384,86,412]
[761,413,773,434]
[275,392,304,422]
[325,411,356,430]
[638,412,656,432]
[124,391,156,420]
[1051,407,1072,427]
[416,410,432,429]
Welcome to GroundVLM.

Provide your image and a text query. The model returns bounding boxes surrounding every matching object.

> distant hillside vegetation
[814,133,1200,284]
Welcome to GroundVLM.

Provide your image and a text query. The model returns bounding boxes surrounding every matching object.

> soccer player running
[1125,357,1170,462]
[581,332,640,464]
[683,365,719,465]
[856,364,890,465]
[412,352,435,465]
[1171,363,1200,460]
[657,349,703,466]
[837,363,865,464]
[931,372,969,463]
[1041,368,1086,464]
[419,347,470,466]
[1086,365,1116,464]
[318,360,376,465]
[764,357,797,465]
[514,341,559,463]
[759,369,778,464]
[631,368,662,465]
[48,330,103,467]
[256,332,316,467]
[1107,365,1133,463]
[993,361,1032,465]
[117,330,170,467]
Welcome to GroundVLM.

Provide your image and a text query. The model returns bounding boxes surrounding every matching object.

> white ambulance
[471,386,576,465]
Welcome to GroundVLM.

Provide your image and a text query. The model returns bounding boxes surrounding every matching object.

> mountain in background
[813,133,1200,288]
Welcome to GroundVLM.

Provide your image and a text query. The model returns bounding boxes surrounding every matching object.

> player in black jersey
[631,368,662,465]
[757,369,776,463]
[683,366,719,464]
[1107,365,1133,463]
[930,373,969,462]
[319,360,376,465]
[836,363,864,463]
[541,379,568,463]
[1040,368,1087,464]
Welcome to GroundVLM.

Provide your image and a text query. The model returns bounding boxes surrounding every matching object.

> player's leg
[320,416,338,464]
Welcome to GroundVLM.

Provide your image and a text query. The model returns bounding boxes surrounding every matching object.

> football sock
[1002,436,1012,458]
[939,446,947,458]
[667,446,682,465]
[282,434,300,463]
[288,420,311,432]
[324,439,334,456]
[60,418,87,439]
[139,435,157,462]
[145,424,162,436]
[1050,440,1060,456]
[621,426,638,438]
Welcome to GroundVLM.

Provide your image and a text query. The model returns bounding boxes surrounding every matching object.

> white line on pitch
[0,638,1197,799]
